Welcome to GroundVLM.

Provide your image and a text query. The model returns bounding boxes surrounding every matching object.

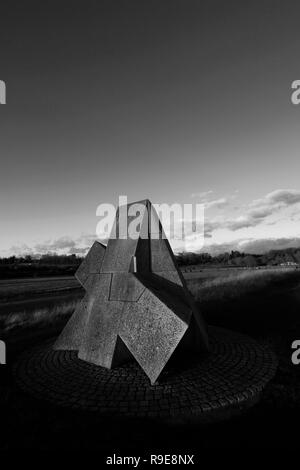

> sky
[1,0,300,256]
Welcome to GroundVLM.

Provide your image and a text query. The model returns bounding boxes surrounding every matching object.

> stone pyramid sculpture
[54,200,209,383]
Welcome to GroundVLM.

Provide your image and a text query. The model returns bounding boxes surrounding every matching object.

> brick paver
[13,326,277,422]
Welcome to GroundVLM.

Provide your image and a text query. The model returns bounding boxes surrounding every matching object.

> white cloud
[205,188,300,233]
[238,237,300,253]
[190,190,213,200]
[35,236,76,254]
[265,189,300,206]
[205,197,229,210]
[8,244,34,257]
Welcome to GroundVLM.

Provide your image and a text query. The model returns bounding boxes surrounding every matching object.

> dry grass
[2,298,80,334]
[187,267,300,303]
[2,268,300,336]
[0,276,80,302]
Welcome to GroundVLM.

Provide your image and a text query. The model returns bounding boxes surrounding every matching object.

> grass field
[0,276,83,338]
[0,276,81,303]
[1,267,300,337]
[187,266,300,301]
[186,266,300,347]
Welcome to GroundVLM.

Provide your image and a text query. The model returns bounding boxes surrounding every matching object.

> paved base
[13,326,277,422]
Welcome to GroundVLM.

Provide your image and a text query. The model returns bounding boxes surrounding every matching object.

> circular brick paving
[13,326,277,422]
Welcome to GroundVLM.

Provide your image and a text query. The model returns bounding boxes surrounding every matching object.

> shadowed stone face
[54,200,209,384]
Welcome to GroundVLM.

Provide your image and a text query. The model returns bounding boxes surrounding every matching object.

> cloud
[190,190,213,200]
[35,233,107,256]
[8,244,34,256]
[249,189,300,216]
[204,219,223,236]
[197,237,300,255]
[68,246,89,255]
[265,189,300,206]
[203,214,260,234]
[33,234,106,256]
[35,236,76,254]
[4,231,107,258]
[225,216,255,231]
[200,241,241,255]
[205,197,229,210]
[238,237,300,254]
[76,233,98,246]
[247,206,277,220]
[204,188,300,234]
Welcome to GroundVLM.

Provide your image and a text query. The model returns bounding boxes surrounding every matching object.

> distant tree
[243,255,257,267]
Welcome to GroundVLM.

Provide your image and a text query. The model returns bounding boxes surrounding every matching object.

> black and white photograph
[1,0,300,456]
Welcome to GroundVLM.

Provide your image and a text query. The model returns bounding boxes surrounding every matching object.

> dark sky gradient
[1,1,300,254]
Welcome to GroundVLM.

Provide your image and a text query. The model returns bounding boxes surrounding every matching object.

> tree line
[0,254,83,266]
[176,248,300,267]
[0,248,299,279]
[0,254,83,279]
